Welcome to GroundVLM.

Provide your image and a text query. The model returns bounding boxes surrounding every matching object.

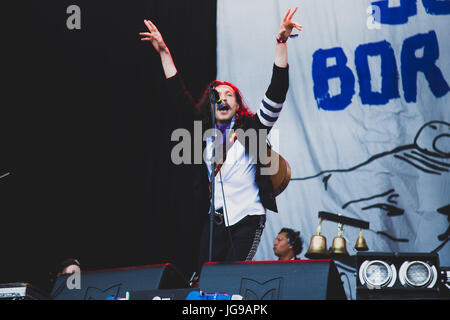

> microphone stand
[208,86,217,263]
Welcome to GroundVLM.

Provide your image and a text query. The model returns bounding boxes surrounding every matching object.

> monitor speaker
[51,263,189,300]
[198,259,346,300]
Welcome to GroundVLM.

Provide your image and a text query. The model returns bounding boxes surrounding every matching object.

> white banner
[217,0,450,297]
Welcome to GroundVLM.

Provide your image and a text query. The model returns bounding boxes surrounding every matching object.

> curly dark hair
[279,228,303,256]
[195,80,254,128]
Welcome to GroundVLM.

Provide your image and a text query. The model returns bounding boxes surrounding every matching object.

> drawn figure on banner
[292,121,450,249]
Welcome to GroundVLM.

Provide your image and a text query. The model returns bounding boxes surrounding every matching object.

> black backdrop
[2,0,216,292]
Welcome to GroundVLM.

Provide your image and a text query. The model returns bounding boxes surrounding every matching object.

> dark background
[1,0,216,292]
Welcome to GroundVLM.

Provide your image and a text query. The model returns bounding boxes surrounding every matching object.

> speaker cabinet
[356,252,441,300]
[51,263,189,300]
[198,259,346,300]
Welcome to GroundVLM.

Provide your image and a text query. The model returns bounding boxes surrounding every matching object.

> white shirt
[205,118,265,227]
[205,94,284,226]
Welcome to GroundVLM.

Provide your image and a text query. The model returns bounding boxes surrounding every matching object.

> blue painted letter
[401,31,449,103]
[312,48,355,111]
[355,40,399,105]
[422,0,450,15]
[371,0,417,24]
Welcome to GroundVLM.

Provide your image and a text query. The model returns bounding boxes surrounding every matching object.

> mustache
[217,104,230,111]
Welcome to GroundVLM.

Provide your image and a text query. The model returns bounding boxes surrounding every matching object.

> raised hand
[139,19,168,53]
[277,7,302,42]
[139,19,177,78]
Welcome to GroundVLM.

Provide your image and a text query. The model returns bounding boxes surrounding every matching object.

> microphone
[216,100,227,110]
[210,87,228,110]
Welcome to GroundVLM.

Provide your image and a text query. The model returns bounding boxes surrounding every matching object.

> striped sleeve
[257,64,289,128]
[258,94,284,127]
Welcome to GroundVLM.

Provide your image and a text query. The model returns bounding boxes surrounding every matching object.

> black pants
[197,214,266,273]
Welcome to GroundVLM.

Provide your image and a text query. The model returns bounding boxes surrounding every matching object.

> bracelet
[276,37,287,43]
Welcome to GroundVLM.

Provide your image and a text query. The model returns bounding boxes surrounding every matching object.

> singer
[139,7,302,274]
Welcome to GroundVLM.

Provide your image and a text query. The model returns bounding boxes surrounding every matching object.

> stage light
[358,260,396,289]
[356,252,442,300]
[399,260,438,288]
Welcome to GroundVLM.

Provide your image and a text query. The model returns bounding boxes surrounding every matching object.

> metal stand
[208,86,218,262]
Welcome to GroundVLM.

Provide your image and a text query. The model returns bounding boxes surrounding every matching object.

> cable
[219,169,237,260]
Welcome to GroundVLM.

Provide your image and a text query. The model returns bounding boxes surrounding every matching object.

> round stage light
[359,260,396,289]
[399,261,438,288]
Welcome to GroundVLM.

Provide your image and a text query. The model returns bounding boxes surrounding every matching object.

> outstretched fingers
[144,19,158,33]
[283,7,302,33]
[139,32,153,40]
[292,23,302,31]
[287,7,298,21]
[283,8,291,22]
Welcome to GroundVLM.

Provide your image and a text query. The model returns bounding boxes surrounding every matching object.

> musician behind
[139,7,302,273]
[273,228,303,261]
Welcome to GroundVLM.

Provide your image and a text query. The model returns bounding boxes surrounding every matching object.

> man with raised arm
[139,8,302,274]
